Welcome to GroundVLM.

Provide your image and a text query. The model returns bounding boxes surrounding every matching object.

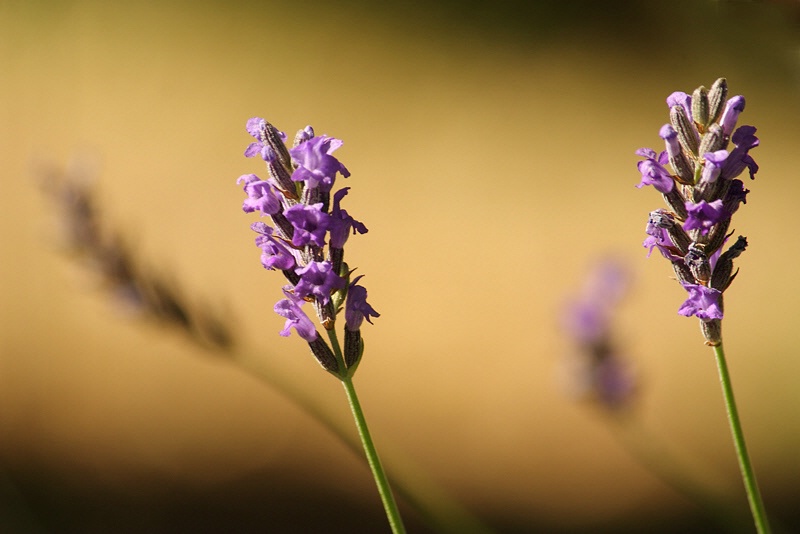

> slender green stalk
[712,343,771,534]
[342,376,407,534]
[326,329,406,534]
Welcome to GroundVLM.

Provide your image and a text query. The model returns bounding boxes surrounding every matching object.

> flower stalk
[236,117,404,532]
[713,343,771,534]
[635,79,770,531]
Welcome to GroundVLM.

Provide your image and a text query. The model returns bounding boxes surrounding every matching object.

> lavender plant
[561,258,637,411]
[40,162,490,533]
[635,78,770,533]
[237,118,405,533]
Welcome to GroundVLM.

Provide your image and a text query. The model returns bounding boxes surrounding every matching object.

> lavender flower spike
[236,118,377,377]
[561,258,637,411]
[236,119,405,531]
[635,79,759,345]
[638,81,773,534]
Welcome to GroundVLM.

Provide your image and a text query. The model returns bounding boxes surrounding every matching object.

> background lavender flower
[561,258,637,411]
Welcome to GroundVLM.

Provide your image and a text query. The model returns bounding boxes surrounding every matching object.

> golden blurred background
[2,1,800,531]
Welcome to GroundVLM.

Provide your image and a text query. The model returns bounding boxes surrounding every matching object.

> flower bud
[707,78,728,125]
[344,327,363,370]
[700,318,722,346]
[663,189,689,220]
[720,96,746,137]
[263,121,293,174]
[698,124,725,156]
[692,86,710,130]
[670,105,700,157]
[710,236,747,292]
[684,243,711,284]
[671,259,695,285]
[660,124,694,185]
[705,218,731,257]
[308,337,340,375]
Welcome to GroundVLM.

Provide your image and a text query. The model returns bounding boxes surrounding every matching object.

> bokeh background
[2,1,800,532]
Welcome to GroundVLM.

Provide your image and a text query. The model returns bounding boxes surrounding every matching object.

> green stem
[342,376,407,534]
[326,328,406,534]
[712,343,771,534]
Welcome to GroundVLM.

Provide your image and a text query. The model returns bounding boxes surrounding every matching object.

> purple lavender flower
[294,261,345,305]
[635,149,674,193]
[720,95,745,137]
[251,222,297,271]
[238,174,283,216]
[275,287,318,341]
[667,91,693,121]
[659,124,681,158]
[561,259,637,410]
[345,275,380,331]
[290,135,350,191]
[700,151,728,185]
[329,188,369,249]
[644,210,683,261]
[244,117,287,161]
[636,79,758,345]
[723,180,749,215]
[678,283,723,321]
[284,203,331,247]
[683,199,726,235]
[723,126,760,180]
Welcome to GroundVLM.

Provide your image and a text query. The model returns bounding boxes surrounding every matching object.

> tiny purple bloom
[666,91,692,121]
[274,287,318,341]
[345,275,380,330]
[329,188,368,249]
[644,210,682,260]
[683,199,726,235]
[700,150,728,185]
[237,174,283,216]
[720,96,745,137]
[284,203,330,247]
[289,135,350,190]
[678,283,723,320]
[723,179,749,215]
[659,124,681,158]
[294,261,345,305]
[251,222,297,271]
[244,117,286,161]
[636,149,674,194]
[294,125,315,144]
[723,126,759,180]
